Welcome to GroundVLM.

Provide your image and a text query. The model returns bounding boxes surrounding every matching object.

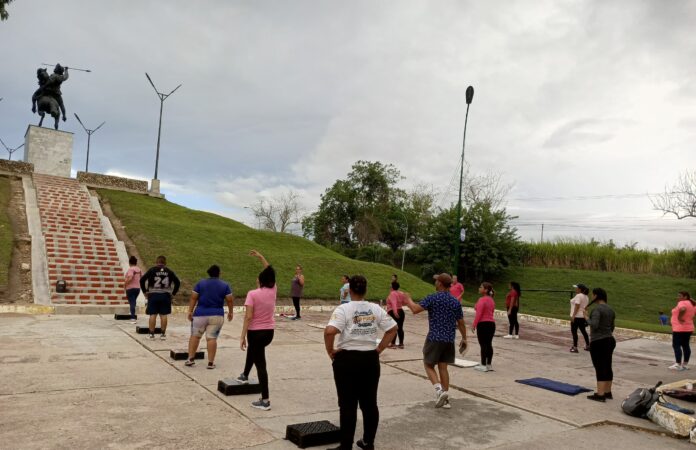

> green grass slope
[98,189,434,301]
[460,266,694,333]
[0,176,12,287]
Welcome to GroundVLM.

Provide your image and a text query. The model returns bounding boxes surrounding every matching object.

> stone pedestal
[24,125,73,177]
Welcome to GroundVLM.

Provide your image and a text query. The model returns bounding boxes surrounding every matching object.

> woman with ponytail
[473,282,496,372]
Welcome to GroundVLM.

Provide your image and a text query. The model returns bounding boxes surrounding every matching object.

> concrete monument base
[24,125,73,177]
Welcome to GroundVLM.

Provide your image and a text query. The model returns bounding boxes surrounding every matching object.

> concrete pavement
[0,310,692,449]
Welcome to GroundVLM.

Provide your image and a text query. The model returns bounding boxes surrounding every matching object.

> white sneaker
[683,365,690,370]
[486,364,494,372]
[503,335,513,339]
[474,364,489,372]
[435,390,449,408]
[442,399,451,409]
[513,335,520,340]
[669,363,684,371]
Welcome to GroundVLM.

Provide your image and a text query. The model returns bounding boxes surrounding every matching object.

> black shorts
[423,340,455,365]
[146,293,172,315]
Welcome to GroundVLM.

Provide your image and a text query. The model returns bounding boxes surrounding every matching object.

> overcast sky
[1,0,695,249]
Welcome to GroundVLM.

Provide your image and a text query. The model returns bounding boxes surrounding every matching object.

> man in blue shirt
[404,273,467,409]
[185,265,234,369]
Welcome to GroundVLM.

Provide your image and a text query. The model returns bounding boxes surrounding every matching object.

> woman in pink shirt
[237,250,276,411]
[473,282,496,372]
[124,256,142,322]
[386,281,406,349]
[669,291,696,371]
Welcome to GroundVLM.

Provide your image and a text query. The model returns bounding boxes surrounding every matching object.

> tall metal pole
[453,86,474,276]
[401,220,408,271]
[154,99,164,179]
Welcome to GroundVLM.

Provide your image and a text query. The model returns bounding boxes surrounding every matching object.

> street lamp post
[0,138,23,161]
[145,73,181,194]
[453,86,474,277]
[74,114,105,172]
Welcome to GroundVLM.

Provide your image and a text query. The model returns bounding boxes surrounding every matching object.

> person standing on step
[185,265,234,369]
[473,282,496,372]
[290,264,305,320]
[403,273,467,409]
[124,256,142,323]
[569,283,590,353]
[449,274,465,302]
[339,274,351,304]
[386,281,406,349]
[585,287,616,402]
[140,255,180,340]
[237,250,276,411]
[669,291,696,371]
[325,275,397,450]
[503,281,521,339]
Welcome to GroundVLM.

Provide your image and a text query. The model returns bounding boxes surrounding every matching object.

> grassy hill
[98,189,435,302]
[0,176,12,287]
[459,266,693,333]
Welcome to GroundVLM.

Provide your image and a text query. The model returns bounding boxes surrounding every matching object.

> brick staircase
[33,173,127,305]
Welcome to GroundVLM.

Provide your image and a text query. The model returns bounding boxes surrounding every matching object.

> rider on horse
[32,64,69,128]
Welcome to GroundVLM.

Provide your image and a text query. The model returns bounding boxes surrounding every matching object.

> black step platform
[114,314,136,320]
[285,421,340,448]
[136,326,162,334]
[217,378,262,396]
[170,350,205,361]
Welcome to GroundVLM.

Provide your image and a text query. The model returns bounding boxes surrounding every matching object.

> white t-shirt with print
[328,301,396,351]
[570,294,589,318]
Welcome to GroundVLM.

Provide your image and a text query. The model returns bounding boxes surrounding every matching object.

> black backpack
[621,381,663,418]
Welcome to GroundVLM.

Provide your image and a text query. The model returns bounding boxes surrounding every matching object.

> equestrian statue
[32,64,69,130]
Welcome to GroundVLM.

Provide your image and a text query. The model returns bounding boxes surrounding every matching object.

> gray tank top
[290,276,304,297]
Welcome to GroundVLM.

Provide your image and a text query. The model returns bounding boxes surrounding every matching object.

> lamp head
[466,86,474,105]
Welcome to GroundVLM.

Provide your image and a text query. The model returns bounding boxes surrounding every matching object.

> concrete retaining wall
[77,171,148,193]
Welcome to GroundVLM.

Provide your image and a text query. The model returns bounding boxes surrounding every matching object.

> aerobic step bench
[170,350,205,361]
[136,326,162,334]
[217,378,262,396]
[114,314,136,320]
[285,421,340,448]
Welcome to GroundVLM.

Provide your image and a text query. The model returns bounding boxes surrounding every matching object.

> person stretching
[473,282,496,372]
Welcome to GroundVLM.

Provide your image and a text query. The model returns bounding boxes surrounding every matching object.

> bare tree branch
[651,171,696,220]
[250,190,303,233]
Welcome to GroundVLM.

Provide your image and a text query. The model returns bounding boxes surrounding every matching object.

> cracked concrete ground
[0,310,692,449]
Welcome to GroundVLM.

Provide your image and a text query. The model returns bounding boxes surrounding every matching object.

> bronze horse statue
[31,65,68,130]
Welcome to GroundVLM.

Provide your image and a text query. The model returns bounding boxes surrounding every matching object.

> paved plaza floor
[0,310,693,449]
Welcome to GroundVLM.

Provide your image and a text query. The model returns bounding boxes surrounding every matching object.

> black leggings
[589,337,616,381]
[477,321,495,365]
[571,318,589,347]
[673,331,693,364]
[508,307,519,335]
[292,297,301,318]
[243,329,274,399]
[388,309,405,346]
[333,350,380,448]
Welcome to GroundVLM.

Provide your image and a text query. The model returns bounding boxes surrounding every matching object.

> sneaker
[251,398,271,411]
[683,365,690,370]
[130,319,137,324]
[184,359,196,367]
[486,364,494,372]
[587,393,606,402]
[435,390,449,408]
[669,363,685,371]
[356,440,375,450]
[148,334,155,340]
[236,373,249,384]
[397,344,404,349]
[584,345,590,351]
[569,347,578,353]
[503,335,513,339]
[604,392,613,400]
[442,399,451,409]
[513,335,520,339]
[160,333,167,340]
[474,364,489,372]
[207,362,216,370]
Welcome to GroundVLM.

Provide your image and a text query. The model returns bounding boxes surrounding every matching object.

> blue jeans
[126,288,140,318]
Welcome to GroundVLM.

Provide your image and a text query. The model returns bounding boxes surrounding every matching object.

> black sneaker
[207,362,216,369]
[356,439,375,450]
[236,373,249,384]
[251,398,271,411]
[587,393,605,402]
[604,392,613,400]
[148,334,155,340]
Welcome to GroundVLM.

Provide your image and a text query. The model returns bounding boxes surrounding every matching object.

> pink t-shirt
[449,282,464,300]
[473,296,495,328]
[124,266,142,290]
[245,285,277,330]
[386,290,405,313]
[671,300,696,332]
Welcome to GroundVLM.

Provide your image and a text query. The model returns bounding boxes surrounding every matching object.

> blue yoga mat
[515,377,592,396]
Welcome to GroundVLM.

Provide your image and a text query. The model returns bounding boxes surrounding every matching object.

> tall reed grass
[520,239,696,278]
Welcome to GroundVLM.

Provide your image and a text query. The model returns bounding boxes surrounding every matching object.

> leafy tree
[1,0,13,21]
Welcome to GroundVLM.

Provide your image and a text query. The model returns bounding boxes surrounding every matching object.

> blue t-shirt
[193,278,232,317]
[420,291,464,342]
